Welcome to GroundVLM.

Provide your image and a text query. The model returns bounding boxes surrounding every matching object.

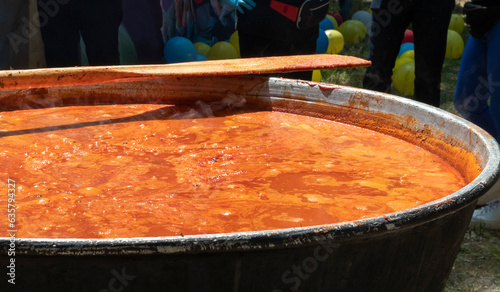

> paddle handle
[0,54,370,90]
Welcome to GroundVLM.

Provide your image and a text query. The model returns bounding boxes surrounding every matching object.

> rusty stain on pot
[347,90,371,110]
[283,90,307,101]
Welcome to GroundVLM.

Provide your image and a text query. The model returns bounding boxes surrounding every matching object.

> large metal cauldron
[1,74,499,292]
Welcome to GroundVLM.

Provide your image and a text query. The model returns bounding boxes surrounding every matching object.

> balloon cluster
[163,31,241,64]
[316,8,374,59]
[392,34,415,96]
[392,13,465,96]
[316,9,373,55]
[161,9,466,89]
[313,9,373,81]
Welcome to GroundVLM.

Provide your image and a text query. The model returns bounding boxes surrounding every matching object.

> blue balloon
[316,29,329,54]
[398,43,414,58]
[352,11,372,28]
[195,53,208,61]
[319,18,335,31]
[164,36,197,63]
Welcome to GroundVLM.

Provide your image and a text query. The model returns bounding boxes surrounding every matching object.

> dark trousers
[0,0,27,69]
[122,0,164,64]
[453,21,500,141]
[339,0,352,20]
[238,31,317,81]
[363,4,452,107]
[38,0,122,67]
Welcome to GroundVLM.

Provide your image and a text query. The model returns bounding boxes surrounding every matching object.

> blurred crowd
[1,0,238,69]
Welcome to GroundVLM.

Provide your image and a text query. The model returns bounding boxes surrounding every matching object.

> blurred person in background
[122,0,164,64]
[454,0,500,230]
[1,0,45,69]
[339,0,352,20]
[224,0,329,80]
[363,0,455,107]
[37,0,122,67]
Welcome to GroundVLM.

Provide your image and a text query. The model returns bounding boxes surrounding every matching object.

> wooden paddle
[0,54,370,90]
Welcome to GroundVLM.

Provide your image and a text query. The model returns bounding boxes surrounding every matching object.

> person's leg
[412,8,452,107]
[0,0,29,69]
[472,31,500,218]
[453,36,497,139]
[285,31,318,80]
[473,22,500,222]
[238,31,273,58]
[37,0,80,67]
[339,0,352,21]
[122,0,164,64]
[79,0,122,66]
[363,4,410,93]
[486,20,500,140]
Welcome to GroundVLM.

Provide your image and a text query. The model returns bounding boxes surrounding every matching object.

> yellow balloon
[326,14,338,29]
[229,31,241,58]
[399,50,414,60]
[393,57,413,73]
[208,41,239,60]
[194,42,211,58]
[325,29,344,54]
[445,29,464,59]
[392,62,415,96]
[449,14,465,34]
[337,20,366,45]
[351,20,367,35]
[312,70,322,82]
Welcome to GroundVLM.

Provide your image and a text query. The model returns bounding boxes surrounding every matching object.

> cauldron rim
[1,77,500,257]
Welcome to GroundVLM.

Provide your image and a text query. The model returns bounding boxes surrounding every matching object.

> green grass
[446,227,500,292]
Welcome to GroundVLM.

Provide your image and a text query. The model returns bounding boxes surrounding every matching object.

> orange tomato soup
[0,104,466,238]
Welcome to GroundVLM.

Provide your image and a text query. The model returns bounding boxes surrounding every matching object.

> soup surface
[0,103,466,238]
